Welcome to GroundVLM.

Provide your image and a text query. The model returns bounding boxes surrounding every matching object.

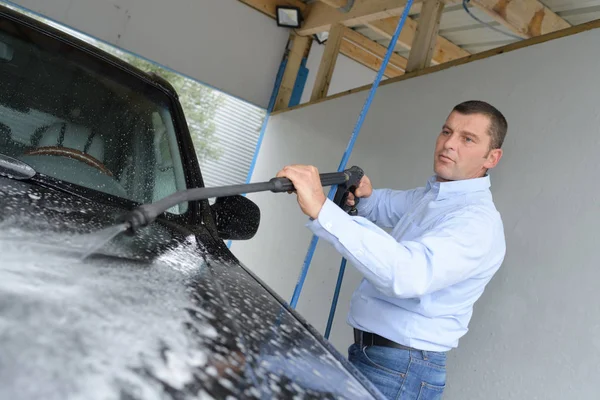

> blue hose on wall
[289,0,415,340]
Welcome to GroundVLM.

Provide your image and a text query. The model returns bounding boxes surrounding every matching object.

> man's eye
[465,137,473,142]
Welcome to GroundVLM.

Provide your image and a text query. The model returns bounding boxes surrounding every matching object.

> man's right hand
[346,175,373,207]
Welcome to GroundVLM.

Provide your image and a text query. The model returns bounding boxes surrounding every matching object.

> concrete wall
[6,0,289,108]
[231,26,600,399]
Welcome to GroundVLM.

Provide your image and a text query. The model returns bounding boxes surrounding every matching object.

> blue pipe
[290,0,415,320]
[324,258,346,338]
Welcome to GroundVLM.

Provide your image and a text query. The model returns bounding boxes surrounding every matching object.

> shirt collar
[426,174,491,200]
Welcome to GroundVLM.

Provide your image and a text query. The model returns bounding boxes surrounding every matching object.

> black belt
[354,328,418,351]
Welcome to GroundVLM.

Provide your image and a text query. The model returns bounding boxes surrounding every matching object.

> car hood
[0,177,381,400]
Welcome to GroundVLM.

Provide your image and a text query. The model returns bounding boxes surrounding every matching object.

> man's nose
[443,133,459,149]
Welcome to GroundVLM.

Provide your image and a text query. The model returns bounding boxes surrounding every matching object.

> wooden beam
[238,0,306,19]
[311,23,345,101]
[272,18,600,115]
[238,1,407,86]
[343,27,407,71]
[406,0,444,71]
[340,40,404,78]
[366,18,418,53]
[318,0,349,8]
[274,35,312,111]
[296,0,420,36]
[470,0,570,39]
[366,16,469,65]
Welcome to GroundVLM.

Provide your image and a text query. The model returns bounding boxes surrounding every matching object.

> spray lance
[119,166,364,234]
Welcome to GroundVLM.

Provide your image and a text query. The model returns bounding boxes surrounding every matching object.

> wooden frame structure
[240,0,578,112]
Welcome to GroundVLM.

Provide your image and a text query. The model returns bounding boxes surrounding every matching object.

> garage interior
[5,0,600,398]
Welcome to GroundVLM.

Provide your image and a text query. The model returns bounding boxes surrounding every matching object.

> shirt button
[325,222,333,230]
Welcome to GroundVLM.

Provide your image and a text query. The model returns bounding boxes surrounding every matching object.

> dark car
[0,5,384,400]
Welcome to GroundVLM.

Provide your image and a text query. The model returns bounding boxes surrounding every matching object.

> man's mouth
[438,154,454,163]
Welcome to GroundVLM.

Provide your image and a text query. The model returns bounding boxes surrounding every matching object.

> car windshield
[0,14,188,214]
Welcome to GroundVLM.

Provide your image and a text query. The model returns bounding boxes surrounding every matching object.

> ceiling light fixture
[275,6,302,28]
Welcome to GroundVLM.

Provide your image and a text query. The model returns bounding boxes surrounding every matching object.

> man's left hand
[276,165,326,219]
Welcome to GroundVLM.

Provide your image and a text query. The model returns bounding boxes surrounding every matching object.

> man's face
[433,111,502,182]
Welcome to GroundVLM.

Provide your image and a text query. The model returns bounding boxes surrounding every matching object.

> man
[276,100,507,400]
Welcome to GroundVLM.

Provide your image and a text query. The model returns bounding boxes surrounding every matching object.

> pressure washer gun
[121,166,365,233]
[332,165,364,216]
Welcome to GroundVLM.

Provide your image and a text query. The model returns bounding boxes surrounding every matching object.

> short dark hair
[452,100,507,150]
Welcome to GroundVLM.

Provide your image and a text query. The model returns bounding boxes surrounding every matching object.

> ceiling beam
[470,0,570,39]
[311,23,345,101]
[406,0,444,71]
[318,0,349,8]
[343,27,408,71]
[238,0,307,19]
[274,18,600,115]
[366,16,469,65]
[296,0,421,36]
[340,40,404,78]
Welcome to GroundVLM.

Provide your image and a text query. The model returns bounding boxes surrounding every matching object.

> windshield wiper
[0,154,36,180]
[0,154,135,209]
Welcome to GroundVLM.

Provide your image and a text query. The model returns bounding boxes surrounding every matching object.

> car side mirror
[210,195,260,240]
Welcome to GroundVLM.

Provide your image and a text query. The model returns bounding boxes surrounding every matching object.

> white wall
[231,26,600,399]
[7,0,289,108]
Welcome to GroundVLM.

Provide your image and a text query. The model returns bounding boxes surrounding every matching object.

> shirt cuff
[354,190,377,217]
[306,198,356,245]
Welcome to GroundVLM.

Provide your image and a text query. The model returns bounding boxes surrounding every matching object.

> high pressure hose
[119,169,362,234]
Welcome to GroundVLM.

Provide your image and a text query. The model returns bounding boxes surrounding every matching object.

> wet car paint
[0,5,384,397]
[0,176,383,399]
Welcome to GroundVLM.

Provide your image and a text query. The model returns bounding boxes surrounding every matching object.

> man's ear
[484,148,503,170]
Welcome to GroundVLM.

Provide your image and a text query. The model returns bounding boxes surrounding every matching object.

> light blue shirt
[306,175,506,352]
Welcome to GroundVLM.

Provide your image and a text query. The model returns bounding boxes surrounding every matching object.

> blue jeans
[348,343,447,400]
